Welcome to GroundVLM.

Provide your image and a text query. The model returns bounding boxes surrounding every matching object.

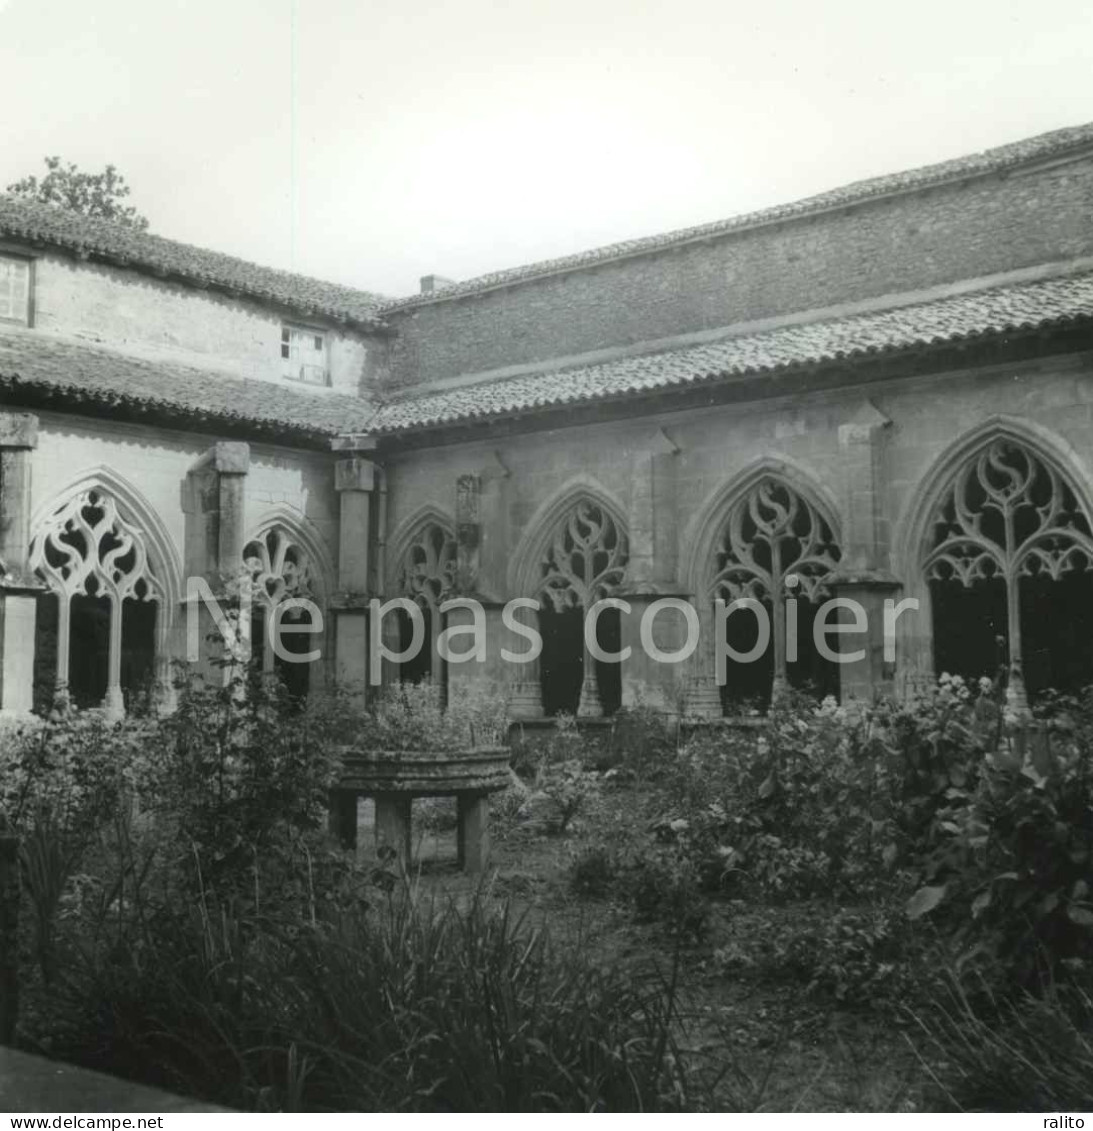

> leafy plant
[904,693,1093,986]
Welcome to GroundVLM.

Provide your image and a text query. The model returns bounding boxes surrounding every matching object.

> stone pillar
[619,592,693,717]
[444,599,512,705]
[327,790,359,851]
[0,413,42,716]
[683,600,722,719]
[374,795,411,866]
[620,427,687,717]
[508,602,544,719]
[829,401,900,704]
[457,793,490,873]
[447,456,535,718]
[179,442,250,679]
[332,455,375,700]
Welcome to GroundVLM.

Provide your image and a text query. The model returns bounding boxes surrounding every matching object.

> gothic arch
[244,504,335,605]
[507,476,630,599]
[896,417,1093,702]
[681,455,842,598]
[894,416,1093,584]
[30,466,183,611]
[29,466,183,712]
[387,504,458,607]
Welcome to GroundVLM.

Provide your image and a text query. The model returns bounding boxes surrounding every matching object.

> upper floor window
[0,254,31,325]
[281,325,328,385]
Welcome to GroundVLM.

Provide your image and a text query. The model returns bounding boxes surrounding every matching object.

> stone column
[332,455,375,700]
[447,456,537,718]
[829,401,900,704]
[619,592,694,717]
[683,600,723,719]
[508,601,544,719]
[620,426,688,717]
[457,793,490,873]
[374,795,411,866]
[0,413,42,716]
[179,442,250,679]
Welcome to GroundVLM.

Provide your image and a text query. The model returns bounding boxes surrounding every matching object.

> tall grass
[58,880,696,1112]
[910,973,1093,1112]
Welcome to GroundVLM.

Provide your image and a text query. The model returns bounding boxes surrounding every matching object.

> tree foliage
[6,156,149,230]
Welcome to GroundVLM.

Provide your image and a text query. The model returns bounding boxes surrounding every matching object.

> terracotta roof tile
[0,196,389,328]
[5,271,1091,442]
[381,122,1093,311]
[0,332,376,440]
[371,271,1093,432]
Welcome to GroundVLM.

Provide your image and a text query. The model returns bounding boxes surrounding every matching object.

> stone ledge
[0,1047,226,1113]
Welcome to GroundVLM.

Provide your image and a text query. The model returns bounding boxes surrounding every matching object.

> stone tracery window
[924,439,1093,704]
[30,487,162,713]
[394,521,458,688]
[242,526,322,698]
[535,499,629,717]
[708,477,841,710]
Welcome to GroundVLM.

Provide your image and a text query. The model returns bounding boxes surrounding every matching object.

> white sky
[1,0,1091,297]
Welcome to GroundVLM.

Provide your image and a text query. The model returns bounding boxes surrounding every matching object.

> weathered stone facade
[3,122,1093,721]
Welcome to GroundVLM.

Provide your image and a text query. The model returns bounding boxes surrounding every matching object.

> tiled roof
[371,271,1093,433]
[381,122,1093,311]
[0,331,376,442]
[0,196,389,328]
[5,270,1091,446]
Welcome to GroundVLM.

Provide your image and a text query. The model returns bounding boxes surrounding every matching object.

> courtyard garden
[2,667,1092,1112]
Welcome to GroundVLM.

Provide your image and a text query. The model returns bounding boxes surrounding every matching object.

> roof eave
[364,317,1093,446]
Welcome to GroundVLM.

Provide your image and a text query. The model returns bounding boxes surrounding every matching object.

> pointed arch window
[243,526,322,699]
[535,499,629,717]
[395,521,458,689]
[708,477,841,711]
[924,439,1093,703]
[30,487,162,713]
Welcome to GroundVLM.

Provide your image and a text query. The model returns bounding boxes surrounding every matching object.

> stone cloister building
[2,122,1093,721]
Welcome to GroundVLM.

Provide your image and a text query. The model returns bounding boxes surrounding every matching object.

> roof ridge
[379,121,1093,312]
[0,194,391,327]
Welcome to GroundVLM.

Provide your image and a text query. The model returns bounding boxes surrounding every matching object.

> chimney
[420,274,456,294]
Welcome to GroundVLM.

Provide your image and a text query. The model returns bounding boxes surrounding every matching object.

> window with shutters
[280,324,329,385]
[0,254,31,325]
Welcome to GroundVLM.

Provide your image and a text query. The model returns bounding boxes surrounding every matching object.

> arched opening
[243,525,324,705]
[534,498,628,717]
[924,438,1093,702]
[707,476,841,713]
[30,486,163,714]
[394,520,457,700]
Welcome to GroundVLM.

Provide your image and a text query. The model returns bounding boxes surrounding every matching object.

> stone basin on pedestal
[331,747,511,873]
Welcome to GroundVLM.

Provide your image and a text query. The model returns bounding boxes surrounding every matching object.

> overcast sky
[1,0,1090,297]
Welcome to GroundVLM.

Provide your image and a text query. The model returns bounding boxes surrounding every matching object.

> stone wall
[380,347,1093,700]
[27,410,340,675]
[384,152,1093,388]
[32,413,338,572]
[25,251,380,396]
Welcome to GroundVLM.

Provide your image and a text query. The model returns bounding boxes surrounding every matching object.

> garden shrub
[759,905,930,1009]
[568,843,617,898]
[651,680,1004,905]
[905,688,1093,988]
[622,848,710,942]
